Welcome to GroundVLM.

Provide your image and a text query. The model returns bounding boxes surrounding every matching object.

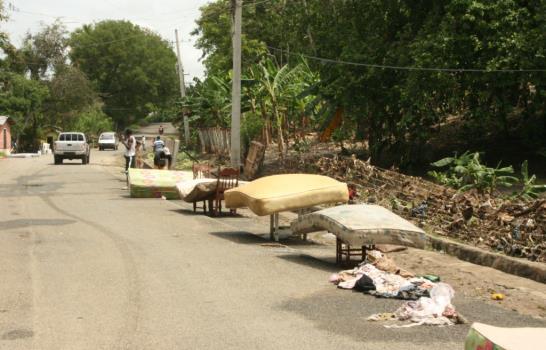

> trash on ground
[421,274,441,283]
[330,249,460,327]
[491,293,505,301]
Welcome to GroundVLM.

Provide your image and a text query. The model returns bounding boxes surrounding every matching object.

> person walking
[153,136,168,169]
[121,129,136,173]
[158,125,164,136]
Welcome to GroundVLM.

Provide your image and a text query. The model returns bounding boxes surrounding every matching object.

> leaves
[429,152,518,193]
[69,20,178,129]
[513,160,546,201]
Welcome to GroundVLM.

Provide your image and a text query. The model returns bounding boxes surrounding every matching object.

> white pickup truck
[53,132,91,165]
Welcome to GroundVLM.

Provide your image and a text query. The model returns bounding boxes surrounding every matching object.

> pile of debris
[329,249,465,327]
[314,155,546,262]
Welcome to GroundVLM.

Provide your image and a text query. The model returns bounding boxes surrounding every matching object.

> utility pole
[230,0,242,168]
[175,29,190,145]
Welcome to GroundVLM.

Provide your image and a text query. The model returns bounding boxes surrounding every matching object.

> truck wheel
[82,155,88,164]
[54,156,62,165]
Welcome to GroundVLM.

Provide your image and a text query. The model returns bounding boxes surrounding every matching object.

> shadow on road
[209,230,266,244]
[277,253,338,273]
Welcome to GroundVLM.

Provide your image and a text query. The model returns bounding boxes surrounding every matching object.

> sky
[3,0,212,81]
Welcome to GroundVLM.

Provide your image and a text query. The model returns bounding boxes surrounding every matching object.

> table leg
[269,214,274,240]
[273,213,279,242]
[336,237,340,264]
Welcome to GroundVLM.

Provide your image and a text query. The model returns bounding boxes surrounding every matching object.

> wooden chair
[192,163,212,213]
[212,166,239,216]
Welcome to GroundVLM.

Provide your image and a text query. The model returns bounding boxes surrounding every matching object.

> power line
[267,46,546,73]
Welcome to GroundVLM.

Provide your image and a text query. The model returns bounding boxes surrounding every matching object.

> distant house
[0,116,15,154]
[42,125,63,150]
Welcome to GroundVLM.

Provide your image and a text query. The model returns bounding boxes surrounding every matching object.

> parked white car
[53,132,90,165]
[98,132,119,151]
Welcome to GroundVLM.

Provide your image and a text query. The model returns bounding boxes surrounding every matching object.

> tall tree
[45,66,100,129]
[20,20,68,80]
[69,20,178,129]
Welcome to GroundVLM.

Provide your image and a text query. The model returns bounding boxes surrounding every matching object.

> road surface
[0,150,544,349]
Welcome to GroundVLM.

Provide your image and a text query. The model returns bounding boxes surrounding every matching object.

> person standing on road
[158,125,164,136]
[121,129,136,173]
[153,136,165,152]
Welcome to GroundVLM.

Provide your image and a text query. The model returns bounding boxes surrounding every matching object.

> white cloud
[3,0,212,80]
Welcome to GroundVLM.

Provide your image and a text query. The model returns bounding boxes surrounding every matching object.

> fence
[197,128,231,155]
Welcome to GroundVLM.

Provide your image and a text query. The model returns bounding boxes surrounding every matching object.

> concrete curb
[428,236,546,284]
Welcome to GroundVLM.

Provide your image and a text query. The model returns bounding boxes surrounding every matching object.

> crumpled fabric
[335,263,426,299]
[377,283,457,327]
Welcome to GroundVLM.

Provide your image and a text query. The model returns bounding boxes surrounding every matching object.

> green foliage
[429,152,518,193]
[18,20,68,80]
[70,105,114,140]
[193,0,546,166]
[174,150,196,170]
[0,151,6,158]
[241,111,264,145]
[46,65,99,128]
[180,75,232,128]
[513,160,546,201]
[69,20,178,129]
[0,72,49,150]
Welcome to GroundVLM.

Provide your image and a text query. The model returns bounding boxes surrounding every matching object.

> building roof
[0,116,15,126]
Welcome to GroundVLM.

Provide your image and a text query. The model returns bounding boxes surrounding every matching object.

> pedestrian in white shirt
[121,129,136,173]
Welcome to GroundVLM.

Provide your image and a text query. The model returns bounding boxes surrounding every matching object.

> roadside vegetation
[182,0,545,174]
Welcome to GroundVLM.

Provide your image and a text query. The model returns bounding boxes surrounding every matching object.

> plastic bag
[430,282,454,314]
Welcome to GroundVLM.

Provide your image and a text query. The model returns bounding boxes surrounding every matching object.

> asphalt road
[0,150,544,350]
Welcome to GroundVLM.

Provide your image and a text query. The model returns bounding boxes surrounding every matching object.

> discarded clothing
[369,283,459,328]
[331,262,428,300]
[367,313,396,322]
[355,274,375,292]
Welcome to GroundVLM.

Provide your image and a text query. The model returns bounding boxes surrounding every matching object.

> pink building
[0,116,15,154]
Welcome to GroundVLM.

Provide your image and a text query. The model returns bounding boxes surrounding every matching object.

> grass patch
[174,150,197,170]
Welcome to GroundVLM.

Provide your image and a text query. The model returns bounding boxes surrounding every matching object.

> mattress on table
[176,178,218,202]
[290,204,426,248]
[465,322,546,350]
[224,174,348,216]
[128,169,191,199]
[177,179,250,203]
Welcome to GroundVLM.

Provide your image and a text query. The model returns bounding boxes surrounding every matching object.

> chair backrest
[216,166,239,193]
[193,163,212,179]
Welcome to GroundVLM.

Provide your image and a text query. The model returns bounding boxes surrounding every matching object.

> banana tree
[250,57,315,158]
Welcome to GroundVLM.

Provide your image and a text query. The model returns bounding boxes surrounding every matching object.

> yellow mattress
[224,174,349,216]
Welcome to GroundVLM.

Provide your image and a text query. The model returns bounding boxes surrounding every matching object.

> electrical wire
[267,46,546,73]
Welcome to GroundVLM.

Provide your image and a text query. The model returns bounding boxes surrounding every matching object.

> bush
[513,160,546,201]
[429,152,518,193]
[242,112,264,145]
